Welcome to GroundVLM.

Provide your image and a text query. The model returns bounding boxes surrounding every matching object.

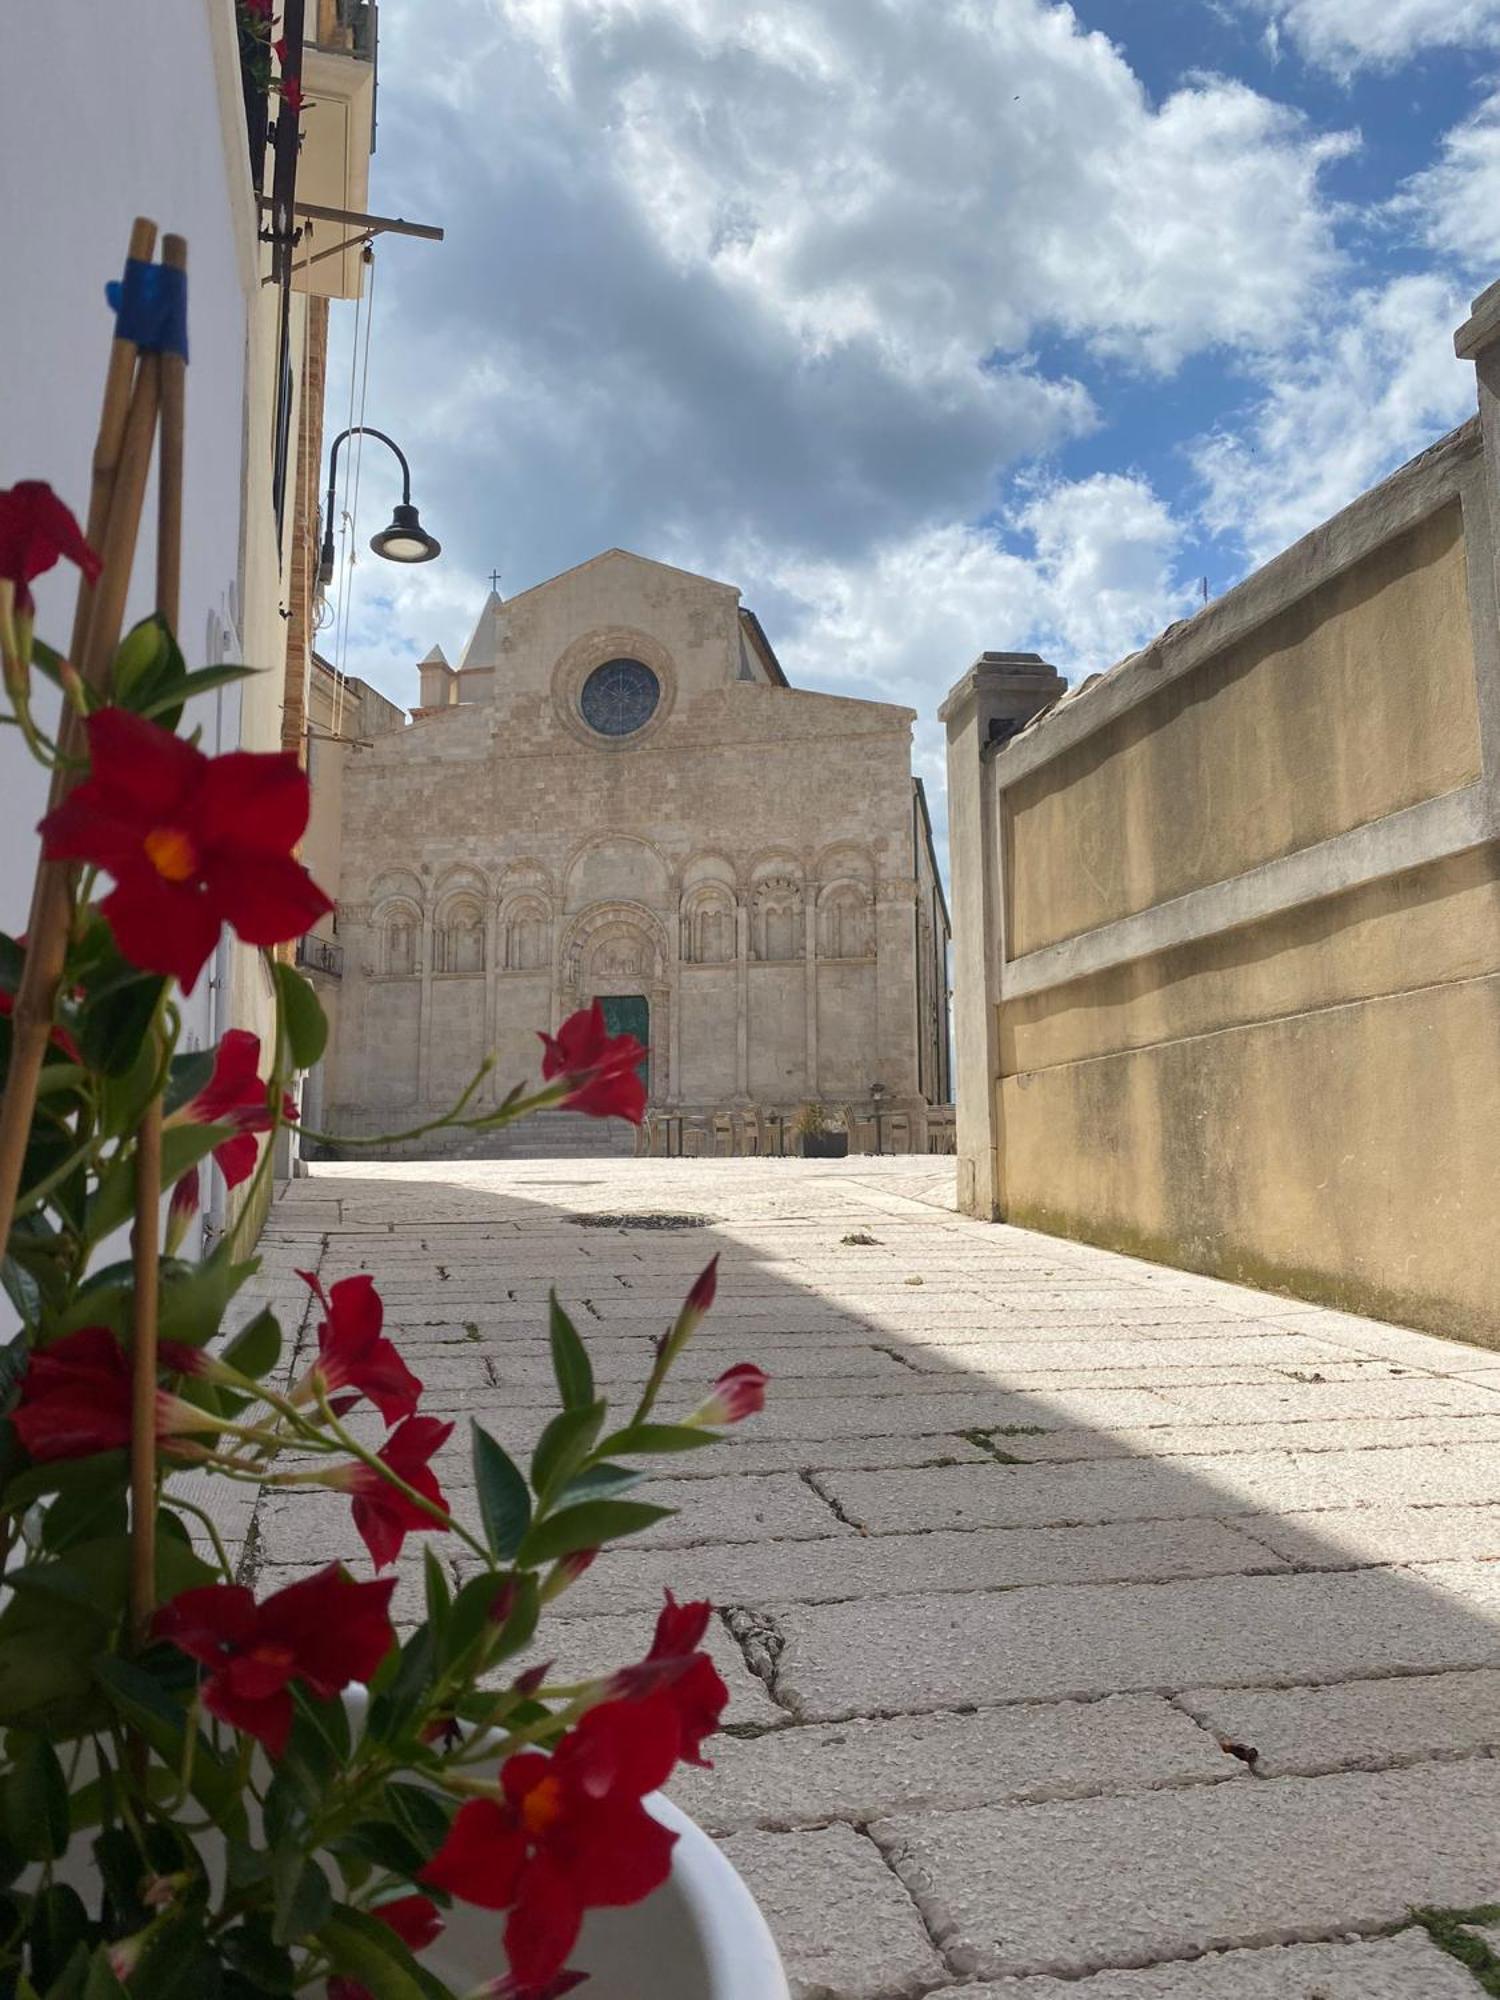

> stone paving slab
[819,1440,1500,1534]
[552,1517,1287,1620]
[1237,1501,1500,1567]
[671,1694,1237,1832]
[996,1414,1500,1463]
[774,1568,1500,1719]
[1176,1667,1500,1776]
[245,1159,1500,1998]
[873,1758,1500,1979]
[953,1929,1480,1996]
[714,1824,946,1999]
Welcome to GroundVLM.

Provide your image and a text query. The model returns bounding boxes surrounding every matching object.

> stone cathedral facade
[324,550,951,1152]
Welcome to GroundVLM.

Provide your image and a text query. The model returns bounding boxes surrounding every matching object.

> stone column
[938,653,1066,1219]
[735,902,750,1098]
[803,895,819,1099]
[666,908,681,1102]
[417,911,434,1105]
[484,907,500,1095]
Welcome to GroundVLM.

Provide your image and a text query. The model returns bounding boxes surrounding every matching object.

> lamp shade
[369,503,441,565]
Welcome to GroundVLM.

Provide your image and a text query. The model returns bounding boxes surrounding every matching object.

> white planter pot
[38,1695,789,1999]
[431,1793,789,1999]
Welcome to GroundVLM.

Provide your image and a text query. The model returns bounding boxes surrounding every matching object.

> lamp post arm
[321,425,415,559]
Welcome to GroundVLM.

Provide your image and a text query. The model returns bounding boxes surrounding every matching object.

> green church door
[598,994,651,1097]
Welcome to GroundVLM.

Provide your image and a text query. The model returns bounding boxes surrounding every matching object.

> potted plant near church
[0,233,787,2000]
[793,1100,849,1159]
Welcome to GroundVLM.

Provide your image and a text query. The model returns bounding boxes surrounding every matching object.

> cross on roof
[488,569,502,594]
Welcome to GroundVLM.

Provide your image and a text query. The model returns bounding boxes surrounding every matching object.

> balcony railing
[297,933,343,979]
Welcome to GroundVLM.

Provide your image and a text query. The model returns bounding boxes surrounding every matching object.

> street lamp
[871,1081,886,1157]
[319,425,441,587]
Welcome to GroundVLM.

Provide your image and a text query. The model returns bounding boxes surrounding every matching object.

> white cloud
[718,470,1190,860]
[1191,273,1473,565]
[1244,0,1500,71]
[752,471,1188,702]
[500,0,1349,371]
[1401,91,1500,273]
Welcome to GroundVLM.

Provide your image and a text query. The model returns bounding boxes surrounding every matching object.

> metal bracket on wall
[257,198,444,283]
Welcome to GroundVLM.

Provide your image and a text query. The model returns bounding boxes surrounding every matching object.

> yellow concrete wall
[991,477,1499,1345]
[1003,504,1481,957]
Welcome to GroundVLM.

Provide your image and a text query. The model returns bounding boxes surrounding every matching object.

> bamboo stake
[130,235,187,1647]
[0,222,159,1258]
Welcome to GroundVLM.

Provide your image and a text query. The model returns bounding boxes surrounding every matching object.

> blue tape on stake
[105,259,189,361]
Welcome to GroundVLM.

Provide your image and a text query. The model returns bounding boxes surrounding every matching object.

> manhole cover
[569,1212,713,1231]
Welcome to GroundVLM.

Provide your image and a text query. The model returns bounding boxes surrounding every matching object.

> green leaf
[2,1452,127,1518]
[85,1124,229,1245]
[159,1247,260,1348]
[271,1851,332,1947]
[1,1732,69,1860]
[316,1905,439,2000]
[518,1497,672,1566]
[75,963,166,1078]
[90,1657,242,1833]
[598,1420,721,1456]
[558,1460,647,1503]
[221,1307,280,1381]
[27,1884,88,1993]
[529,1400,606,1501]
[12,1533,216,1622]
[219,1916,294,1995]
[38,1479,127,1554]
[440,1570,510,1669]
[161,1048,216,1117]
[273,961,327,1071]
[137,662,260,720]
[548,1291,594,1409]
[0,1594,100,1728]
[422,1545,451,1636]
[384,1782,453,1856]
[472,1422,531,1560]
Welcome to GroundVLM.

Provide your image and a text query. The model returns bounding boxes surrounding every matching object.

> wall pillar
[938,653,1066,1219]
[417,910,434,1105]
[484,907,500,1097]
[803,895,819,1098]
[735,902,749,1098]
[1454,280,1500,795]
[666,910,681,1102]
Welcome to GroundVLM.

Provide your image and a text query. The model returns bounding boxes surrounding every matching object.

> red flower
[538,1001,647,1124]
[421,1695,680,1988]
[689,1362,769,1429]
[325,1415,453,1568]
[0,481,101,616]
[278,74,305,113]
[327,1895,444,2000]
[608,1592,729,1768]
[184,1028,297,1188]
[38,707,332,992]
[293,1270,422,1425]
[154,1564,395,1758]
[685,1255,718,1319]
[12,1326,216,1463]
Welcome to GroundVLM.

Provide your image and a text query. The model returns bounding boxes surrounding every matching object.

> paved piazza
[230,1157,1500,1997]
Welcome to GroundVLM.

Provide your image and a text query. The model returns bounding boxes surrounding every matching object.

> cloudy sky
[321,0,1500,851]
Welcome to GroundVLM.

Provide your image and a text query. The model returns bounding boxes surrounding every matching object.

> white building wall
[0,0,297,1235]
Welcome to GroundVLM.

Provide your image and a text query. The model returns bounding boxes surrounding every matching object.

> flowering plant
[0,471,768,1998]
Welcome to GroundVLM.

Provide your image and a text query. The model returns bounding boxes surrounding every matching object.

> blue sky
[324,0,1500,850]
